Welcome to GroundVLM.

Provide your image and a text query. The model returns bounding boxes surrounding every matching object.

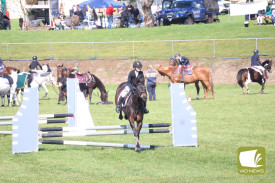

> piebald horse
[115,75,147,152]
[158,58,214,100]
[0,67,19,106]
[30,64,56,98]
[237,60,272,94]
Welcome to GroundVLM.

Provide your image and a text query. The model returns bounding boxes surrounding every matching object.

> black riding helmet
[253,49,259,53]
[133,61,142,68]
[33,56,38,61]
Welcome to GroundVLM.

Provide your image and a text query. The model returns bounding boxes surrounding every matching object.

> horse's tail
[237,69,246,87]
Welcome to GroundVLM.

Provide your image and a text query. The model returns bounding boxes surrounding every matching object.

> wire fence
[0,38,275,61]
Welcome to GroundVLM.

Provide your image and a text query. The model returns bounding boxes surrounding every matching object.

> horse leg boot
[143,101,149,114]
[116,96,124,113]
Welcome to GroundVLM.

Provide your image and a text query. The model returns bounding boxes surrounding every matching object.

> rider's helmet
[133,61,142,68]
[74,66,79,70]
[175,53,181,58]
[253,49,259,53]
[33,56,38,61]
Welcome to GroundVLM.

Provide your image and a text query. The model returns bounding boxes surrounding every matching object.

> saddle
[178,65,193,75]
[251,66,264,75]
[76,73,94,84]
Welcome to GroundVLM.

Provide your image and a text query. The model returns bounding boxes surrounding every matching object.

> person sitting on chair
[28,56,42,87]
[116,61,149,114]
[175,53,191,75]
[251,49,268,79]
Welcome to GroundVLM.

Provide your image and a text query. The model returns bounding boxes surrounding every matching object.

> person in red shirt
[106,4,116,29]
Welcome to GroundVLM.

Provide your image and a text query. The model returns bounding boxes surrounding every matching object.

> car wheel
[163,19,171,26]
[184,16,193,25]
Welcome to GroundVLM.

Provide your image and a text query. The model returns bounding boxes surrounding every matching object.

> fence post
[132,41,135,58]
[50,42,53,60]
[6,43,9,60]
[172,40,174,57]
[213,40,216,59]
[256,38,258,49]
[92,42,94,58]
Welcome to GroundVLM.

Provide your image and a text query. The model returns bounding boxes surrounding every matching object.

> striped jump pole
[0,119,67,126]
[0,114,73,121]
[0,131,12,135]
[41,128,171,138]
[40,139,158,149]
[39,123,171,132]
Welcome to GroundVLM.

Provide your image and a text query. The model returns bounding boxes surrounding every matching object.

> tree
[18,0,37,30]
[139,0,154,27]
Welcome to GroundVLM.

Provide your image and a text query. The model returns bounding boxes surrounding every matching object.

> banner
[230,1,268,16]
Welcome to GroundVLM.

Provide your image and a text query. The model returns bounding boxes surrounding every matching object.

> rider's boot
[264,70,268,79]
[27,74,32,87]
[143,101,149,114]
[115,96,124,113]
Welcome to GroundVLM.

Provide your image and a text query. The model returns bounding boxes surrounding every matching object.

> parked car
[157,0,219,26]
[218,0,230,14]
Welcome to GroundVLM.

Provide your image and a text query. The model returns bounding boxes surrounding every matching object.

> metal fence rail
[0,38,274,61]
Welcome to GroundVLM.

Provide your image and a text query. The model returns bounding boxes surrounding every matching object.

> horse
[0,67,19,106]
[157,59,214,100]
[237,60,272,94]
[29,64,56,98]
[115,75,147,152]
[57,65,70,104]
[57,65,111,104]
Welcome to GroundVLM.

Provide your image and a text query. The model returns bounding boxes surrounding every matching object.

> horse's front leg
[135,116,143,152]
[259,79,265,94]
[42,82,48,98]
[89,89,93,104]
[195,81,200,100]
[128,114,140,152]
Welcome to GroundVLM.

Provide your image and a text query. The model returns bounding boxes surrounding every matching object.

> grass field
[0,84,274,182]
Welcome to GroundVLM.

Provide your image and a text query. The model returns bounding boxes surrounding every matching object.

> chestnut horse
[158,59,214,99]
[115,75,147,152]
[237,60,272,94]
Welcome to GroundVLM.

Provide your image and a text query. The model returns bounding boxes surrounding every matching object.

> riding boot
[143,101,149,114]
[1,97,4,107]
[115,96,124,113]
[264,70,268,79]
[27,74,32,87]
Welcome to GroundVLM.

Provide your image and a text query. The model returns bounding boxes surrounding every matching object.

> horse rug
[178,65,193,75]
[17,72,28,89]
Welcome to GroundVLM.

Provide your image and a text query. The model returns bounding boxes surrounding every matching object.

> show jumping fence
[0,38,274,61]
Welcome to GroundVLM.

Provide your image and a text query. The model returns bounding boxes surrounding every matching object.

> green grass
[0,14,274,60]
[0,84,274,182]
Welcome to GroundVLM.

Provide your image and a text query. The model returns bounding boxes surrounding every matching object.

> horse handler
[115,61,149,114]
[251,49,268,79]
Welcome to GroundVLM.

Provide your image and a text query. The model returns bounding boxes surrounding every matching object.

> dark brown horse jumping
[158,58,214,100]
[115,75,147,152]
[237,60,272,94]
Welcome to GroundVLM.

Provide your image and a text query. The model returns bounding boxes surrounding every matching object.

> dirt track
[5,57,275,85]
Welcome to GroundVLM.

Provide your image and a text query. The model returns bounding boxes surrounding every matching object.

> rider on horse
[28,56,42,87]
[175,53,191,75]
[251,49,268,79]
[115,61,149,114]
[0,58,5,75]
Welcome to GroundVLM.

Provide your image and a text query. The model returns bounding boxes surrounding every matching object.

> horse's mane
[262,60,272,67]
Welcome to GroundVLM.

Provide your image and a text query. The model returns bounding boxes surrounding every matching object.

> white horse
[0,67,19,107]
[30,64,56,98]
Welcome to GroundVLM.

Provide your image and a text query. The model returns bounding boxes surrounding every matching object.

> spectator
[88,5,98,24]
[257,9,265,25]
[81,4,88,19]
[74,6,84,22]
[126,3,134,15]
[272,6,275,26]
[146,65,157,101]
[54,16,62,30]
[264,5,272,23]
[106,4,116,29]
[72,5,77,14]
[133,5,140,25]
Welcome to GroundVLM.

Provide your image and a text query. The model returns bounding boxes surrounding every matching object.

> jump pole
[39,123,171,131]
[0,114,73,121]
[0,119,67,126]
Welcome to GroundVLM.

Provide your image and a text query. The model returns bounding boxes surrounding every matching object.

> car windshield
[163,1,172,9]
[171,1,192,8]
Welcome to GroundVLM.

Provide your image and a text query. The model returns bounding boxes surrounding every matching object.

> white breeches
[120,85,130,98]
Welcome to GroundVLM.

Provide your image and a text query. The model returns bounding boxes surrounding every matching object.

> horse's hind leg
[200,81,208,100]
[42,82,48,98]
[259,79,265,94]
[195,81,200,100]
